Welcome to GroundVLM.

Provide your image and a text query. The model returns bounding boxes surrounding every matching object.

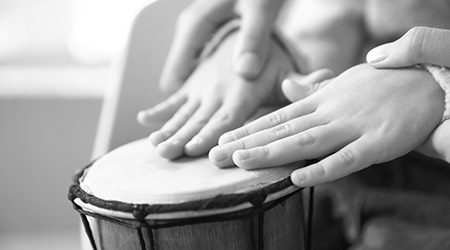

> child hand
[209,63,445,187]
[366,27,450,163]
[138,32,296,159]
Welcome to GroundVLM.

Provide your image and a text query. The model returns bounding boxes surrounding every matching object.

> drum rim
[68,160,301,221]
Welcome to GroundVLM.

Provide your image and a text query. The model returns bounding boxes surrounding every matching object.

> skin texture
[140,0,364,161]
[143,1,450,188]
[367,27,450,68]
[209,63,445,187]
[367,27,450,162]
[159,0,285,94]
[138,33,296,160]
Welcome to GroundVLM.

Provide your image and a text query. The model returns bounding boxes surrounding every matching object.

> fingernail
[235,52,260,77]
[149,132,162,146]
[210,146,228,162]
[218,133,235,145]
[292,171,308,186]
[366,48,388,64]
[149,131,171,146]
[159,139,181,147]
[235,150,253,161]
[185,137,201,150]
[188,137,201,145]
[156,140,183,160]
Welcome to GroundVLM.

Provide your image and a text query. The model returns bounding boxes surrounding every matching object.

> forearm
[278,0,365,73]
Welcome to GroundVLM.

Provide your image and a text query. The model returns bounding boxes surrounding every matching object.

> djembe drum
[68,139,312,250]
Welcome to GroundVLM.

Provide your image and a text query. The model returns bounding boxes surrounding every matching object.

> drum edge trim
[68,160,302,222]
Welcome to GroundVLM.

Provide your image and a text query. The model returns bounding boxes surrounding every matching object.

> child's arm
[279,0,365,74]
[210,63,445,187]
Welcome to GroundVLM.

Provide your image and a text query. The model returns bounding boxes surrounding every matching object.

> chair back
[92,0,192,159]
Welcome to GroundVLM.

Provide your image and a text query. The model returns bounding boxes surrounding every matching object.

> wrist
[422,64,450,122]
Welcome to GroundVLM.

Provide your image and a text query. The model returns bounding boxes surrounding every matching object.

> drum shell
[83,191,305,250]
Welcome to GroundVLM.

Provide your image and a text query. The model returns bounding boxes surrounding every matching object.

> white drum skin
[70,139,307,250]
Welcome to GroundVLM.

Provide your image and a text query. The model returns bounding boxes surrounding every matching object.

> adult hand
[209,64,444,187]
[366,26,450,162]
[366,27,450,68]
[138,32,295,160]
[160,0,285,93]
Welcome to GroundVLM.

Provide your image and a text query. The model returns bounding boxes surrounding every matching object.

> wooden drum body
[69,139,308,250]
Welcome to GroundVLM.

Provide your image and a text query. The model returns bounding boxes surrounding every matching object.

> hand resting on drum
[138,31,297,159]
[209,63,445,187]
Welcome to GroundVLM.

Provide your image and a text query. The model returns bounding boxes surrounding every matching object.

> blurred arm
[278,0,365,74]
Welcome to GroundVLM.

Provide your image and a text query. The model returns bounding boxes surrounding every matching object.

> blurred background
[0,0,151,249]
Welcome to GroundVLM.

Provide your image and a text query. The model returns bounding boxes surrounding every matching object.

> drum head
[75,139,303,219]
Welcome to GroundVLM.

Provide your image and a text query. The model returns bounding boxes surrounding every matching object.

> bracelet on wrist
[423,64,450,122]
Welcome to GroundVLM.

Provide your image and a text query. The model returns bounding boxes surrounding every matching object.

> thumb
[367,27,450,68]
[233,0,285,79]
[281,68,334,102]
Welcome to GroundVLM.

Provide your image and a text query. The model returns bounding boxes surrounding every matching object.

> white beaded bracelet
[424,64,450,122]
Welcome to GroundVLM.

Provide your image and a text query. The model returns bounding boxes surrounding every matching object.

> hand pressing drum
[138,32,297,159]
[209,63,445,187]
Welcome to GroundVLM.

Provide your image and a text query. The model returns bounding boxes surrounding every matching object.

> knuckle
[260,146,271,157]
[266,112,286,127]
[406,26,432,62]
[337,148,356,167]
[213,112,235,124]
[191,115,209,126]
[234,139,248,150]
[312,163,327,178]
[243,126,251,136]
[165,95,182,107]
[270,123,291,139]
[293,131,315,147]
[237,126,251,138]
[214,111,245,129]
